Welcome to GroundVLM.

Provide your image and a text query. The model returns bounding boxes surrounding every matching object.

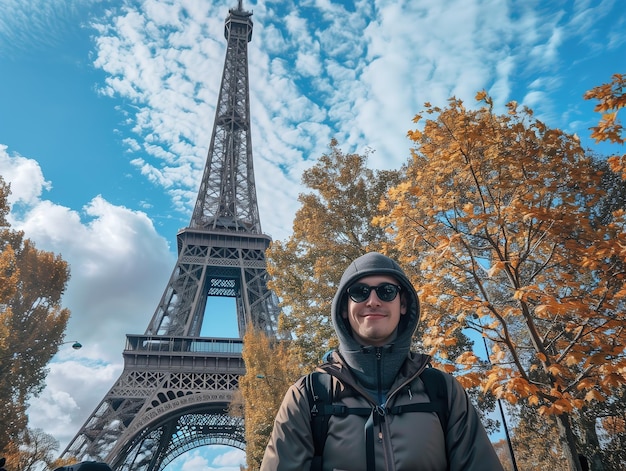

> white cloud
[166,447,245,471]
[28,360,122,450]
[3,0,621,249]
[180,453,210,471]
[523,90,548,110]
[0,145,51,205]
[6,183,175,362]
[211,448,246,467]
[0,0,102,57]
[295,49,323,77]
[1,148,174,451]
[0,0,622,468]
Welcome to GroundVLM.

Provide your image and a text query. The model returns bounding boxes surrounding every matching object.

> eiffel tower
[61,2,279,469]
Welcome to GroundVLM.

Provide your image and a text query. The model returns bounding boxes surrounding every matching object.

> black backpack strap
[306,367,449,471]
[388,367,449,433]
[421,366,449,433]
[306,371,372,471]
[306,371,332,471]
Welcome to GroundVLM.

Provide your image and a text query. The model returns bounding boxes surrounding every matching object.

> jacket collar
[318,350,432,400]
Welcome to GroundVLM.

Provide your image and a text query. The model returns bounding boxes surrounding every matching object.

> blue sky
[0,0,624,469]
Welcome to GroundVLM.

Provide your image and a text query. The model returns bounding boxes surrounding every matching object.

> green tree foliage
[377,94,626,470]
[266,139,402,368]
[0,176,71,455]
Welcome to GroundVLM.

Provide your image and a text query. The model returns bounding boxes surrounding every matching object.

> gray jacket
[261,252,503,470]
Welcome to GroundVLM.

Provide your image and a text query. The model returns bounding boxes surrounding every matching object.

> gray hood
[330,252,420,396]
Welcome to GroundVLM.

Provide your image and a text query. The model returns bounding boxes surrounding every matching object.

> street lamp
[255,374,281,385]
[62,340,82,350]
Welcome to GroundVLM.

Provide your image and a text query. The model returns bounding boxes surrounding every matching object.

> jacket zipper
[323,352,431,471]
[376,347,397,470]
[376,347,383,405]
[378,355,426,471]
[375,347,384,444]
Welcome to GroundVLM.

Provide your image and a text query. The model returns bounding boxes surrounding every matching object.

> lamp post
[255,374,283,391]
[482,336,519,471]
[61,340,82,350]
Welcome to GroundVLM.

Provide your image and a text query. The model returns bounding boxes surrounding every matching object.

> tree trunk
[578,412,606,471]
[554,413,582,471]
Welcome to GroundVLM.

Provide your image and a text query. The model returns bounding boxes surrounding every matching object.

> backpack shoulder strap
[416,366,450,432]
[305,366,449,471]
[305,371,333,471]
[387,366,449,433]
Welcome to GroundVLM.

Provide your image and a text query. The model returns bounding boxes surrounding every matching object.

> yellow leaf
[442,364,456,373]
[584,389,604,402]
[487,261,505,278]
[564,353,583,366]
[553,398,574,413]
[547,364,563,375]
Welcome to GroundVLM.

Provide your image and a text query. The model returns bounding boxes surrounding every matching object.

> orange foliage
[584,73,626,178]
[379,93,626,429]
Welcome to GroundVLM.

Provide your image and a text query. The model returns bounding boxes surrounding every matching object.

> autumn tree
[594,389,626,471]
[584,73,625,178]
[235,329,303,470]
[377,94,626,471]
[1,428,63,471]
[507,403,570,470]
[266,139,402,368]
[0,176,71,455]
[494,407,579,471]
[574,156,626,471]
[577,73,626,471]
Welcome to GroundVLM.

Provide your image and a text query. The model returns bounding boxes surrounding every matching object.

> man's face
[343,275,407,347]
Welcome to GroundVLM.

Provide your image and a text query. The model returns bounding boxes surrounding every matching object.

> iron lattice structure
[61,2,279,469]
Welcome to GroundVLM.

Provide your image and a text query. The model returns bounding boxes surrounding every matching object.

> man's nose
[365,290,382,305]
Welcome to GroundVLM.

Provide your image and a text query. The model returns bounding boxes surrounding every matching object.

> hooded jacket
[330,252,420,402]
[261,252,504,471]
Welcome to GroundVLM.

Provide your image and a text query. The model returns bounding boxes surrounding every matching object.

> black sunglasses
[347,283,402,303]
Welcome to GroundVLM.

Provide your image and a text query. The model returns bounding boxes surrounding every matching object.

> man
[261,252,504,471]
